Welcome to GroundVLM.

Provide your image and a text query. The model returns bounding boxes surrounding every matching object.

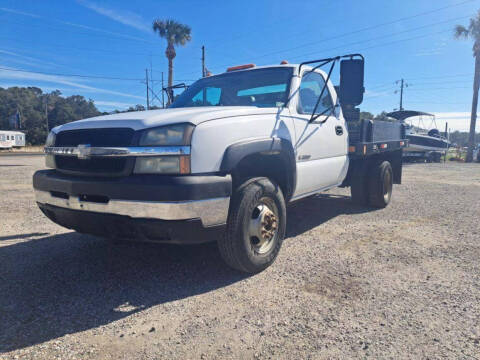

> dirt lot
[0,155,479,359]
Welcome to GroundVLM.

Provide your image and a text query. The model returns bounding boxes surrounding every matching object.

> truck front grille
[55,156,129,175]
[55,128,135,147]
[54,128,135,176]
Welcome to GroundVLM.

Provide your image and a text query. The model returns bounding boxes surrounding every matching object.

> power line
[287,16,468,61]
[244,1,476,61]
[0,67,144,81]
[0,37,152,56]
[407,86,471,91]
[0,13,155,44]
[177,0,477,78]
[406,73,473,80]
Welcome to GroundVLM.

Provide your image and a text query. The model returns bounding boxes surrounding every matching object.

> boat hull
[405,134,449,153]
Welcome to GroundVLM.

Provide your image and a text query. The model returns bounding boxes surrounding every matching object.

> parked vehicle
[474,144,480,162]
[33,54,408,273]
[0,130,26,149]
[386,110,449,162]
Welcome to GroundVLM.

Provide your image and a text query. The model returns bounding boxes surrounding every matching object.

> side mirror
[340,59,365,106]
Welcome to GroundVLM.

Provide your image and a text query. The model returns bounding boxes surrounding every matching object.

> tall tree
[152,19,192,104]
[0,87,101,145]
[455,11,480,162]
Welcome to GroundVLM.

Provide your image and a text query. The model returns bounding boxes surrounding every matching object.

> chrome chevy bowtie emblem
[77,144,92,159]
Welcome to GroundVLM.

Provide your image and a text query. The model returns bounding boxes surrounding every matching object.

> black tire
[350,164,369,206]
[433,152,442,163]
[218,177,286,273]
[351,175,369,206]
[368,161,393,208]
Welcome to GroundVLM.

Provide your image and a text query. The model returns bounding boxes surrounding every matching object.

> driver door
[291,70,349,198]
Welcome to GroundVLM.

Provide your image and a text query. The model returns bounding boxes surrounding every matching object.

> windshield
[170,67,293,108]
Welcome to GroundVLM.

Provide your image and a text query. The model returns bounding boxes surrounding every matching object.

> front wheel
[218,177,286,273]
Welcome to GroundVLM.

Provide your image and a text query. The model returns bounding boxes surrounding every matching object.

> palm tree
[152,19,191,104]
[455,12,480,162]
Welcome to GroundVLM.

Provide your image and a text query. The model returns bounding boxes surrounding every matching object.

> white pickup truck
[34,54,407,273]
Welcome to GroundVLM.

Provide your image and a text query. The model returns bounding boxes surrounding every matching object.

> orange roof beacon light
[226,64,255,72]
[206,71,212,77]
[280,60,289,64]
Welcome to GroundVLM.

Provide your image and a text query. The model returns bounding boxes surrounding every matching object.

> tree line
[0,87,145,145]
[0,86,476,147]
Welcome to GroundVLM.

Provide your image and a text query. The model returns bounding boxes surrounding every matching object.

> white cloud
[0,7,150,42]
[77,0,150,33]
[0,66,144,100]
[364,89,391,99]
[94,100,136,108]
[0,49,59,69]
[0,7,40,18]
[414,39,448,57]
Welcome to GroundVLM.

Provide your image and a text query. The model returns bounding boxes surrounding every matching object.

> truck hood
[53,106,279,132]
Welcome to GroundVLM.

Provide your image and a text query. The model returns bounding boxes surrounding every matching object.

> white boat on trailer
[386,110,449,162]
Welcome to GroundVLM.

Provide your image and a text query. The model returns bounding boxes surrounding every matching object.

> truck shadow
[286,193,375,238]
[0,193,373,353]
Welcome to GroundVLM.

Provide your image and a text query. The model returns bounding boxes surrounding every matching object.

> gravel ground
[0,155,479,359]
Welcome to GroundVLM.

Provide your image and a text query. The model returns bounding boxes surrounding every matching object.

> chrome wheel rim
[248,197,278,255]
[383,169,392,203]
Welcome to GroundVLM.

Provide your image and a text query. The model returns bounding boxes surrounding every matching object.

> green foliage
[0,86,101,145]
[449,130,480,147]
[152,19,192,46]
[359,111,374,120]
[112,104,146,113]
[373,111,395,122]
[454,11,480,56]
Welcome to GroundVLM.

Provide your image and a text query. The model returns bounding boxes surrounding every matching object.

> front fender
[220,137,296,198]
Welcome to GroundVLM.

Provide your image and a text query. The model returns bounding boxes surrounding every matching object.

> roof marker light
[280,60,289,64]
[226,64,255,72]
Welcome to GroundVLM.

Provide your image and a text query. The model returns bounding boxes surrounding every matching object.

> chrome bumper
[34,190,229,227]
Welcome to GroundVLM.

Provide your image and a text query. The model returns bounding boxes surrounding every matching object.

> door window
[298,71,333,115]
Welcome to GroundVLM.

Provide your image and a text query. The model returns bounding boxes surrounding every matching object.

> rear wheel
[350,164,369,206]
[368,161,393,208]
[218,177,286,273]
[351,175,369,206]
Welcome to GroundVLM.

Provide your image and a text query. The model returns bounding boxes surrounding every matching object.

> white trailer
[0,131,26,149]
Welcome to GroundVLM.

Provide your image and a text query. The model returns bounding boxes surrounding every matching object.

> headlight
[135,124,194,174]
[139,123,194,146]
[45,131,56,168]
[134,156,190,174]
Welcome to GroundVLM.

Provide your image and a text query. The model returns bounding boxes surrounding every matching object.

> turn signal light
[179,155,191,174]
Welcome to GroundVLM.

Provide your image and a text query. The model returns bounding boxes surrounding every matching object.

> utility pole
[161,71,165,108]
[145,68,150,110]
[202,46,206,77]
[45,96,49,132]
[150,54,154,108]
[395,79,409,111]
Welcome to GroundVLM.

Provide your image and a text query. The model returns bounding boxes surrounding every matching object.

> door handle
[335,125,343,136]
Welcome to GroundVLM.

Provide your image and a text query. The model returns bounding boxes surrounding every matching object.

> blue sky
[1,0,479,131]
